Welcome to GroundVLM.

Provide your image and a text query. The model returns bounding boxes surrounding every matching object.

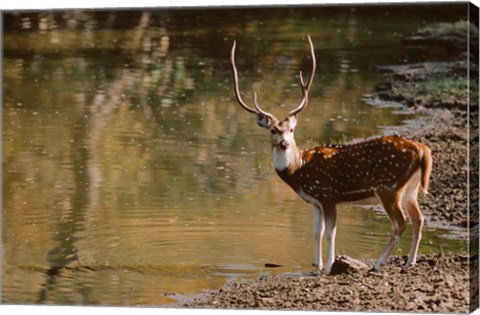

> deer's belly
[337,188,375,201]
[297,186,375,206]
[297,189,323,208]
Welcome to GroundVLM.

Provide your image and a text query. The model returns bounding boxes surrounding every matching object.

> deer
[230,36,433,274]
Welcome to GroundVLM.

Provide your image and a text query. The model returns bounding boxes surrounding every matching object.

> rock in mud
[330,255,369,275]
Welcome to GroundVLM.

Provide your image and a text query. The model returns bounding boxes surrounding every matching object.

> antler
[287,35,316,117]
[231,36,316,119]
[231,40,277,124]
[231,41,257,114]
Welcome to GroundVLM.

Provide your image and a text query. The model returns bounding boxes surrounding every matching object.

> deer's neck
[272,143,303,174]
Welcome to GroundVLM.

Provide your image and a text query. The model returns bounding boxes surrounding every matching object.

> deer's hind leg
[401,170,424,267]
[374,188,407,270]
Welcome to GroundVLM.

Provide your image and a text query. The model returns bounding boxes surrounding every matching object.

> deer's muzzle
[278,140,289,150]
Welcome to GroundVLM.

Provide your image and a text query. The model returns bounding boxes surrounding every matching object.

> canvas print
[2,1,479,313]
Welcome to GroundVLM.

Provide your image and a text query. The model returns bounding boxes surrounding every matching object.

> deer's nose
[279,140,289,150]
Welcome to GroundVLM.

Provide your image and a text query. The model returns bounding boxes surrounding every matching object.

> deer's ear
[256,114,272,129]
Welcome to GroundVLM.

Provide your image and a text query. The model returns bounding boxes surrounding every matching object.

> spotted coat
[276,135,429,204]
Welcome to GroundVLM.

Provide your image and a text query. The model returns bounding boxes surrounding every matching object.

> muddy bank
[365,66,477,229]
[181,254,470,313]
[362,101,473,228]
[402,20,478,59]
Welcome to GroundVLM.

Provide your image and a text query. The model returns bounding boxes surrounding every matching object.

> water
[2,5,467,306]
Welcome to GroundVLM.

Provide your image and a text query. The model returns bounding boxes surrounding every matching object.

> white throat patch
[273,147,293,171]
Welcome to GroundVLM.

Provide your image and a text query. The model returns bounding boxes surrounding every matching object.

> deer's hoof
[403,262,416,270]
[367,266,387,277]
[311,263,323,271]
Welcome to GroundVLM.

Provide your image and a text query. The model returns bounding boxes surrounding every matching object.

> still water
[3,5,467,306]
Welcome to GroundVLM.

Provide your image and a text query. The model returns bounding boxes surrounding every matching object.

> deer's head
[230,36,316,151]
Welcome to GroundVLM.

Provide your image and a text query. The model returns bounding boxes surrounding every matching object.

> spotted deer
[230,36,433,273]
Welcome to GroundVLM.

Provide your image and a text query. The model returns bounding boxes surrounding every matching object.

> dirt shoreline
[178,28,477,312]
[180,254,470,312]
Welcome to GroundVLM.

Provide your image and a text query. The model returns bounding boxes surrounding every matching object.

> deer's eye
[270,129,278,135]
[290,128,294,132]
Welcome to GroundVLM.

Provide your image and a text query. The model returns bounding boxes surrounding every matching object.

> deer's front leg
[323,203,337,273]
[313,206,325,271]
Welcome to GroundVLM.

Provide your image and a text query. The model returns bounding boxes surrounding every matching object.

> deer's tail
[420,144,433,194]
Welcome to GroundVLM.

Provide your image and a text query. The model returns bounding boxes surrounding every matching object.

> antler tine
[231,40,276,121]
[287,35,317,117]
[231,40,257,114]
[253,91,276,121]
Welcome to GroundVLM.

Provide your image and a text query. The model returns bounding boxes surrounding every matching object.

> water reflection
[3,5,467,306]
